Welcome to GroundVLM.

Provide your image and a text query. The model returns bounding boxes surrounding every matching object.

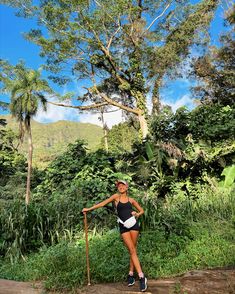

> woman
[82,179,148,292]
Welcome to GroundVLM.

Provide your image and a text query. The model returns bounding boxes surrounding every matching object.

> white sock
[129,271,134,276]
[138,272,144,278]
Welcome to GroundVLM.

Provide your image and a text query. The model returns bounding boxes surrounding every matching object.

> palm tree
[1,62,52,204]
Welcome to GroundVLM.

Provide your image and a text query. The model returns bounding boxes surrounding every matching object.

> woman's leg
[129,230,139,273]
[121,231,142,275]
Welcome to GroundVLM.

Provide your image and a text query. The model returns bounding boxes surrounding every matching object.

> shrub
[1,218,234,290]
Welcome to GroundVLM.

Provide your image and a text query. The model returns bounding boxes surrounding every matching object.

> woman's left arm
[131,198,144,217]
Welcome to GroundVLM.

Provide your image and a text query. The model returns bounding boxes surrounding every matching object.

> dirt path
[0,268,234,294]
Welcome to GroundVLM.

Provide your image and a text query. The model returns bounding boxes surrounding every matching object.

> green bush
[0,193,84,261]
[0,241,87,290]
[1,218,234,290]
[1,177,234,263]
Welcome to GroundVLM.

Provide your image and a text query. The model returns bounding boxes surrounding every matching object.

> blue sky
[0,2,228,127]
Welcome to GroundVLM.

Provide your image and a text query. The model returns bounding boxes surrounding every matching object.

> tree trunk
[104,128,108,151]
[138,112,148,139]
[152,78,162,115]
[152,90,160,115]
[26,123,33,205]
[132,89,149,140]
[100,108,109,151]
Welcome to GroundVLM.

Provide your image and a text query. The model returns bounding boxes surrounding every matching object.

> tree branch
[93,85,140,115]
[107,17,121,50]
[145,3,171,32]
[80,11,127,84]
[16,1,72,37]
[48,101,108,110]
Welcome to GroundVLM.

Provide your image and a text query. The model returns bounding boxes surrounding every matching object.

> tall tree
[0,61,52,204]
[1,0,219,138]
[192,4,235,106]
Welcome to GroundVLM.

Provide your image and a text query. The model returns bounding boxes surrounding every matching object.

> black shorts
[119,221,140,234]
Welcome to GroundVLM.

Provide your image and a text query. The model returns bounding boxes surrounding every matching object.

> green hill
[0,115,103,169]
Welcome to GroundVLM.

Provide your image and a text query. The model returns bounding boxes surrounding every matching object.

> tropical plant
[189,104,235,142]
[0,127,26,188]
[221,165,235,188]
[150,105,191,145]
[0,61,52,204]
[105,121,139,153]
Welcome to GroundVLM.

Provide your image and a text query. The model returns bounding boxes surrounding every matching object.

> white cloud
[79,107,124,128]
[162,94,195,113]
[34,96,124,128]
[34,97,79,123]
[34,93,195,128]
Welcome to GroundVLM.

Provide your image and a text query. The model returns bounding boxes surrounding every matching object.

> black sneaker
[139,276,147,292]
[127,274,135,286]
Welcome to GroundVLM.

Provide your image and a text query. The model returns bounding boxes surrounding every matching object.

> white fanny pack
[118,216,137,228]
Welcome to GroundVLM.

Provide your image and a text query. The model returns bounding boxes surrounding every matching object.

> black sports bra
[116,197,133,222]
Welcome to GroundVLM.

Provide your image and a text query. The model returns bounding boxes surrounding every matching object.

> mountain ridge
[0,115,104,169]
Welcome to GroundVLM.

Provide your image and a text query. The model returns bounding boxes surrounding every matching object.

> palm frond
[0,100,9,110]
[36,93,48,112]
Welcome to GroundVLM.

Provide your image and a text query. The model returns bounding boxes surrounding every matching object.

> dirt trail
[0,268,234,294]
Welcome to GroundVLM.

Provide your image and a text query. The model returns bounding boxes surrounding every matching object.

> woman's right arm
[82,194,117,213]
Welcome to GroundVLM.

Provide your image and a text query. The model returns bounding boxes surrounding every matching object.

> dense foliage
[1,188,234,290]
[105,121,139,153]
[0,118,234,289]
[0,124,26,198]
[0,2,234,292]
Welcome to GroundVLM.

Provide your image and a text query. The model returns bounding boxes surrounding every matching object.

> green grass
[1,219,234,291]
[1,184,234,290]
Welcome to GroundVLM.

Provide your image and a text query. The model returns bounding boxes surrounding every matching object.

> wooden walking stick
[84,212,91,286]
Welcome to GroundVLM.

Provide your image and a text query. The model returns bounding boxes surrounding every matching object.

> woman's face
[117,183,128,194]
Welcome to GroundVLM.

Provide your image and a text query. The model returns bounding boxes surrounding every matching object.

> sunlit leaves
[221,165,235,187]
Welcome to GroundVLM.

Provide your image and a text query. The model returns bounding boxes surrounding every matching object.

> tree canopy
[192,4,235,106]
[0,0,219,138]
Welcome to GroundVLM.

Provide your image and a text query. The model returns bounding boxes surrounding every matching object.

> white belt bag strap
[118,216,137,228]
